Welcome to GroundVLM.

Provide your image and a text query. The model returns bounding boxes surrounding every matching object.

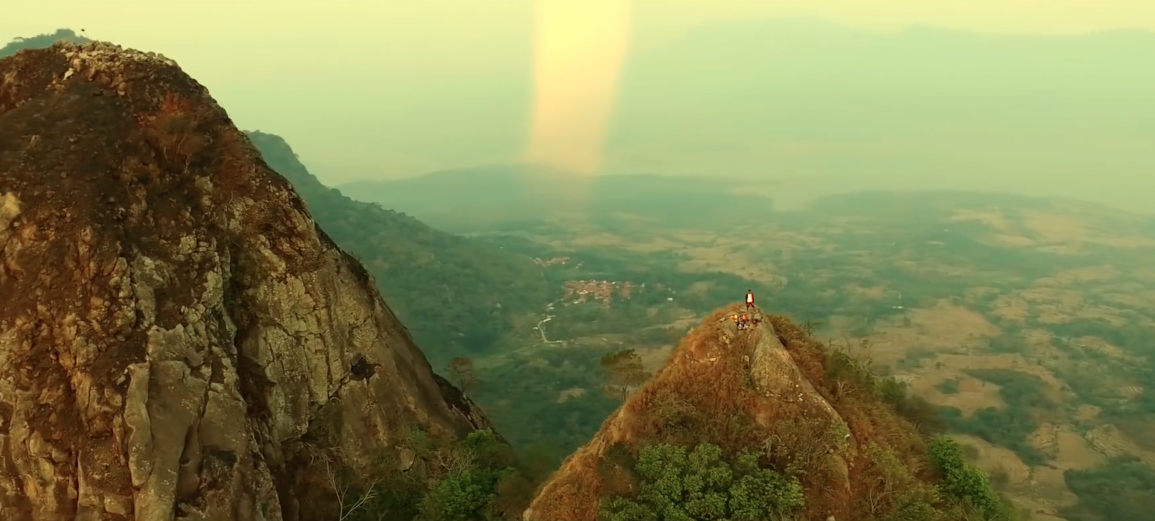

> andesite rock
[0,41,491,521]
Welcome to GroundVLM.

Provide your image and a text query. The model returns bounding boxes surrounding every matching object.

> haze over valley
[5,2,1155,212]
[2,4,1154,520]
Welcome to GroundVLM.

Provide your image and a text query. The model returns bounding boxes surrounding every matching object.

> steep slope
[0,42,493,520]
[525,306,1015,521]
[246,132,552,359]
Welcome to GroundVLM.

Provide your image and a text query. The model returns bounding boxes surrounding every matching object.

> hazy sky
[4,1,1154,212]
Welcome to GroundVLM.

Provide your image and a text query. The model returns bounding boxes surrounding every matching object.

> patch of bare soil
[862,301,1001,365]
[992,285,1132,325]
[948,208,1013,230]
[1021,210,1155,248]
[557,387,587,403]
[878,322,1073,417]
[1073,405,1100,422]
[678,251,783,284]
[909,301,1002,337]
[1055,428,1107,469]
[983,234,1037,247]
[914,374,1006,414]
[953,435,1032,486]
[1073,336,1144,362]
[939,354,1070,402]
[841,283,890,298]
[1036,266,1120,286]
[1029,514,1070,521]
[1029,423,1105,469]
[686,281,712,295]
[963,286,1002,301]
[991,296,1031,321]
[562,232,682,252]
[1117,384,1144,399]
[1020,328,1064,360]
[1023,464,1080,507]
[961,424,1101,518]
[1084,425,1155,466]
[1099,290,1155,308]
[1023,212,1091,240]
[671,229,830,284]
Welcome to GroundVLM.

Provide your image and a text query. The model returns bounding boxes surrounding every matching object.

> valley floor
[463,193,1155,521]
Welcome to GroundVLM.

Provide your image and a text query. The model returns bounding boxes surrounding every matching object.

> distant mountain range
[10,23,1151,212]
[599,20,1155,186]
[0,29,89,58]
[338,165,776,232]
[333,20,1154,214]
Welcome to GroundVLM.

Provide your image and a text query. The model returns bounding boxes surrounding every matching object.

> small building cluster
[532,256,572,267]
[562,279,634,304]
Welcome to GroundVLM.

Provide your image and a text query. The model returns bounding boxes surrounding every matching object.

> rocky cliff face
[0,42,491,521]
[242,130,553,362]
[522,306,931,521]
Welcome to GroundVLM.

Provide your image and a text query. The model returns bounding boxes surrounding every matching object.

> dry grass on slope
[526,305,941,521]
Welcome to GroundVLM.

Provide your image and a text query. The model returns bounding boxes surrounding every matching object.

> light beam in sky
[524,0,632,176]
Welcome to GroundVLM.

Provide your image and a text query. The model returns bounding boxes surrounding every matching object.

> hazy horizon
[4,1,1155,213]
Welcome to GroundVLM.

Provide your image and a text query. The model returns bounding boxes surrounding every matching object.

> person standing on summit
[746,289,755,311]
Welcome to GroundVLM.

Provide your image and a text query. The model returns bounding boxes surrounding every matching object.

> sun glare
[524,0,632,176]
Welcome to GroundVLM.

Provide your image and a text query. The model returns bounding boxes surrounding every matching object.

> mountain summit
[0,41,491,520]
[524,306,1015,521]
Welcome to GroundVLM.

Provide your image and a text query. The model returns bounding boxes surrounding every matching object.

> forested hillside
[247,131,554,360]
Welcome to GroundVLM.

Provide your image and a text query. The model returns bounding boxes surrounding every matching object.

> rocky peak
[0,41,491,521]
[522,306,941,521]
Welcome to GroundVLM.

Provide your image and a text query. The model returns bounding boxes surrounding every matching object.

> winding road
[534,315,566,345]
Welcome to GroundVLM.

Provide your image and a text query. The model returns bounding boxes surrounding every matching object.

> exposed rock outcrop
[522,306,922,521]
[0,42,491,521]
[242,130,553,361]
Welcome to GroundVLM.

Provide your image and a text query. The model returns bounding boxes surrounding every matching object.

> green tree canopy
[599,443,805,521]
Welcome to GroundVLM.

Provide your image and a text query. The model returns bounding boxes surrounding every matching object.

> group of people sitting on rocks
[730,289,763,330]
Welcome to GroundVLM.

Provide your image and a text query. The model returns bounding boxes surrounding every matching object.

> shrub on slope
[525,308,1018,521]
